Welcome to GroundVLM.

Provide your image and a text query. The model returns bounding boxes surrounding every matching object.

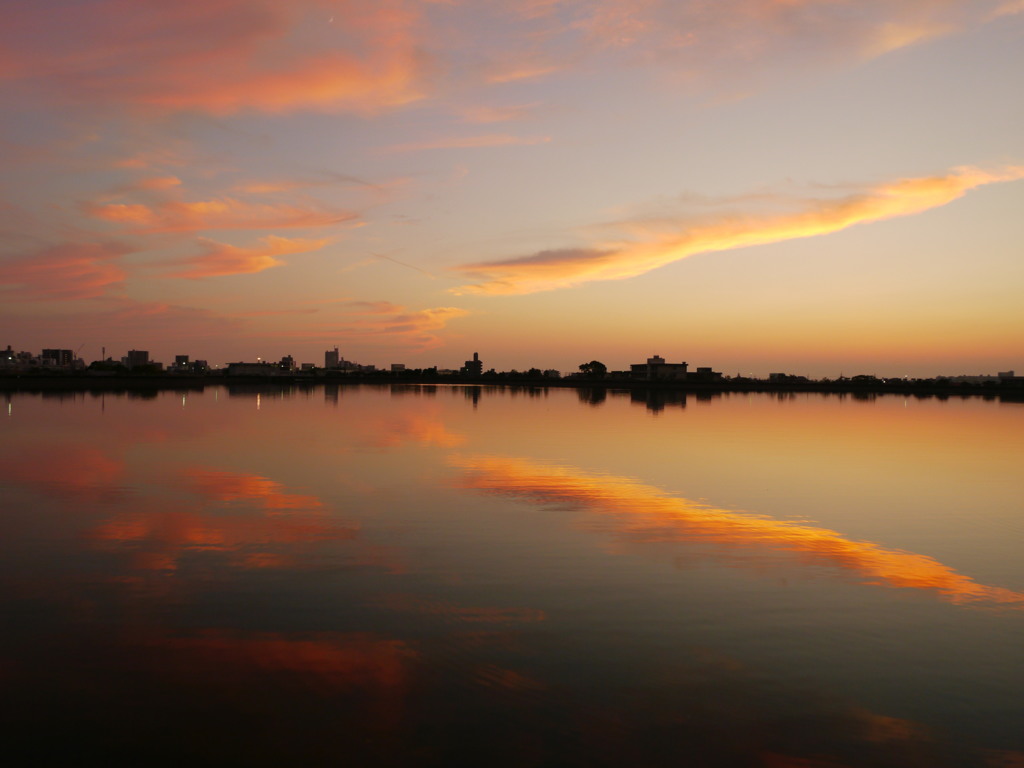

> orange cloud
[451,455,1024,607]
[339,305,471,349]
[170,235,330,279]
[1,1,428,115]
[486,64,560,84]
[270,302,470,350]
[862,20,953,58]
[360,412,466,449]
[84,196,356,233]
[90,468,354,571]
[0,241,130,300]
[184,469,324,512]
[453,166,1024,295]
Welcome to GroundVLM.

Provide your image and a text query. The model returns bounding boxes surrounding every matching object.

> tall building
[462,352,483,377]
[325,347,339,369]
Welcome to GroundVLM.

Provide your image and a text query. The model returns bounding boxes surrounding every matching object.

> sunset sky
[2,0,1022,376]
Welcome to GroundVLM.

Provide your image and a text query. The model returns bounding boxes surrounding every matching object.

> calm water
[2,385,1022,767]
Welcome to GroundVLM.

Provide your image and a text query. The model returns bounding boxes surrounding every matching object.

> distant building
[391,364,406,373]
[631,355,688,381]
[998,371,1015,379]
[125,350,150,370]
[227,362,278,376]
[462,352,483,377]
[279,355,296,371]
[41,349,74,367]
[325,347,340,369]
[691,366,723,382]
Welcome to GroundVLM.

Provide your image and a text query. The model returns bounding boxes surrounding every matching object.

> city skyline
[2,2,1023,377]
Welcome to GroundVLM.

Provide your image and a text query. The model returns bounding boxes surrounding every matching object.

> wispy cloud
[988,0,1024,19]
[453,166,1024,295]
[84,196,356,233]
[382,134,551,153]
[169,235,331,279]
[0,241,131,300]
[485,64,560,84]
[469,0,991,99]
[460,103,542,124]
[269,302,470,350]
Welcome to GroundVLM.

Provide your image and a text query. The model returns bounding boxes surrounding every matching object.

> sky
[1,0,1022,377]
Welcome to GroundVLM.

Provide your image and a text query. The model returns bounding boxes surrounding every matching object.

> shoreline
[1,372,1021,400]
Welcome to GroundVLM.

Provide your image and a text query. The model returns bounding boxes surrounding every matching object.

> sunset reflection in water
[2,387,1022,767]
[451,454,1024,607]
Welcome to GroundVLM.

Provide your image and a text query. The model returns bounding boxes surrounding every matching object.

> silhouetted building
[631,355,688,381]
[41,349,74,367]
[325,347,339,369]
[691,366,723,382]
[227,362,278,376]
[125,350,149,370]
[462,352,483,377]
[391,364,406,373]
[279,355,296,371]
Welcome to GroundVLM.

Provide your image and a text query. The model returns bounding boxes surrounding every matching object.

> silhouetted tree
[578,360,607,377]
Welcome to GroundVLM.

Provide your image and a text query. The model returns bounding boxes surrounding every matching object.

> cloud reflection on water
[451,454,1024,607]
[89,468,357,572]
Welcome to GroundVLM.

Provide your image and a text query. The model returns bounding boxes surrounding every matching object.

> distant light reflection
[451,455,1024,608]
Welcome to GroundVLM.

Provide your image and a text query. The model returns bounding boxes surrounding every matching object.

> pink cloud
[0,241,130,300]
[169,235,331,279]
[0,0,430,115]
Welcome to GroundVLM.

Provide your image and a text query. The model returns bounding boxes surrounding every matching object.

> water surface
[2,385,1022,766]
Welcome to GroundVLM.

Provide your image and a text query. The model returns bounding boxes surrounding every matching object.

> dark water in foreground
[2,385,1022,767]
